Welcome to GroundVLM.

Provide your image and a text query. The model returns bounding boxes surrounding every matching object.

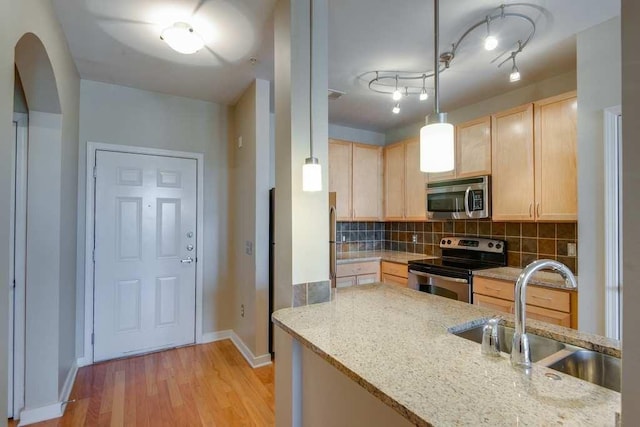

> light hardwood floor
[8,340,274,426]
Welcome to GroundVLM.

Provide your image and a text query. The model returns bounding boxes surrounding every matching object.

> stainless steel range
[408,237,507,303]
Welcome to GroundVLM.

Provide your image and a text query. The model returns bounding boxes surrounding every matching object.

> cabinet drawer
[337,261,379,278]
[357,273,379,285]
[526,305,571,327]
[527,286,571,313]
[336,276,356,288]
[382,273,408,287]
[473,277,515,301]
[381,261,408,278]
[473,294,513,314]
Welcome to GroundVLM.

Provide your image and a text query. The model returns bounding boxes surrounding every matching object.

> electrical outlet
[412,233,418,244]
[341,235,346,242]
[238,136,243,148]
[567,243,577,257]
[245,240,253,255]
[240,304,245,318]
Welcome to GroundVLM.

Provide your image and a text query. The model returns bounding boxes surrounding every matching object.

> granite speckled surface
[474,266,579,290]
[337,250,435,265]
[273,284,620,426]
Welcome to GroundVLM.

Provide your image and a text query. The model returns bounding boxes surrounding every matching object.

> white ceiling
[52,0,620,132]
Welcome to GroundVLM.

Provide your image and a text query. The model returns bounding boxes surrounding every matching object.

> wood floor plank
[14,340,274,427]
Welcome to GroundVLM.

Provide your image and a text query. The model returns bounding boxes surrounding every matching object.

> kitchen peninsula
[272,284,619,426]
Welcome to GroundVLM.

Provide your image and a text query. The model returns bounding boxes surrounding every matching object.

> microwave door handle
[464,187,472,217]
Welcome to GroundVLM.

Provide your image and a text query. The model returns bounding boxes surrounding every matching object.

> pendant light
[302,0,322,192]
[420,0,454,173]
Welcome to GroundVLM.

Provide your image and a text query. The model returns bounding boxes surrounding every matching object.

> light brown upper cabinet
[456,116,492,178]
[383,141,405,220]
[491,103,535,221]
[534,92,578,221]
[383,137,427,221]
[491,91,578,222]
[352,143,383,220]
[329,139,353,220]
[427,116,491,182]
[329,139,383,221]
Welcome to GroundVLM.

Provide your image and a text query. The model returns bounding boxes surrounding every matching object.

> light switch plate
[567,243,577,257]
[245,240,253,255]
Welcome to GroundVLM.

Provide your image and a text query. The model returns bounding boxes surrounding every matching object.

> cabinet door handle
[529,203,533,218]
[537,203,541,217]
[531,295,553,302]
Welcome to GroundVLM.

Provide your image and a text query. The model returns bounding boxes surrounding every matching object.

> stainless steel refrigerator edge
[329,192,337,288]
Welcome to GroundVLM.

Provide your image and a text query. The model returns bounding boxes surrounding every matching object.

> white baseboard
[18,360,78,426]
[18,403,63,426]
[199,329,233,344]
[76,356,91,368]
[200,329,272,368]
[229,331,273,368]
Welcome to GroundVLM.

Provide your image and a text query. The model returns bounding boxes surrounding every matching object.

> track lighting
[365,3,536,113]
[484,17,498,51]
[509,58,521,82]
[420,76,429,101]
[392,103,400,114]
[392,75,402,101]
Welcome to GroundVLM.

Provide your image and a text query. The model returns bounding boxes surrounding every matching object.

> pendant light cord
[433,0,440,116]
[309,0,315,159]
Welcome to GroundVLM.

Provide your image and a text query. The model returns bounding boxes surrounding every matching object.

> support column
[274,0,329,311]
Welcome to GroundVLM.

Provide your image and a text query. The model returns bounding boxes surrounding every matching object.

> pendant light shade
[303,158,322,192]
[419,0,454,173]
[420,121,455,173]
[302,0,322,192]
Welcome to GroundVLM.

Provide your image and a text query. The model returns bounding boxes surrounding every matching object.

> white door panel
[94,151,197,362]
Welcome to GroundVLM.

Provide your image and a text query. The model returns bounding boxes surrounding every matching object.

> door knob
[180,257,194,264]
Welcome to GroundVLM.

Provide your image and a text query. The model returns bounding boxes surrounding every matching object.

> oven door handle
[409,269,470,284]
[464,187,472,218]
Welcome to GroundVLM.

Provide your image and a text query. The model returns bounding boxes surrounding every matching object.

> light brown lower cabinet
[336,261,380,288]
[473,276,577,328]
[381,261,408,287]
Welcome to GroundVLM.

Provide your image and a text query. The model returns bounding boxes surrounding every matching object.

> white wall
[621,0,640,420]
[385,71,577,144]
[230,79,271,357]
[77,80,233,356]
[0,0,80,415]
[274,0,330,310]
[329,123,385,145]
[576,17,621,335]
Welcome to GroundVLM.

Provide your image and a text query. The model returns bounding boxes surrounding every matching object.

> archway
[9,32,62,423]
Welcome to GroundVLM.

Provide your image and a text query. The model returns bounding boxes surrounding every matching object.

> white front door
[94,150,197,362]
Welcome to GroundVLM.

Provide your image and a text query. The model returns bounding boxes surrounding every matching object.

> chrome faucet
[511,259,578,368]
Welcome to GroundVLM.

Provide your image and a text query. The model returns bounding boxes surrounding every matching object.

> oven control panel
[439,237,505,254]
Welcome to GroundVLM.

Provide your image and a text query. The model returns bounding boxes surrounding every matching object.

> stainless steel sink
[453,323,566,362]
[548,350,621,392]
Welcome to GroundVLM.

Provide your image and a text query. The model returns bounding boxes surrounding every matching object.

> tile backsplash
[337,220,578,273]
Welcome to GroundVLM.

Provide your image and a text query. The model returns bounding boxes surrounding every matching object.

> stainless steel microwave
[426,176,491,220]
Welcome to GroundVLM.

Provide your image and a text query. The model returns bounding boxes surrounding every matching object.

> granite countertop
[474,266,579,290]
[337,250,435,265]
[273,284,620,426]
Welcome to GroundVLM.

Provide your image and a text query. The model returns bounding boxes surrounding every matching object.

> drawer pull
[485,286,503,293]
[531,295,553,302]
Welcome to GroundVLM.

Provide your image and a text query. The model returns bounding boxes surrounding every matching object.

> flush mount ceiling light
[160,22,204,54]
[364,3,536,113]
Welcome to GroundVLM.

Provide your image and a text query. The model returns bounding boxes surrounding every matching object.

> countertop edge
[272,315,434,427]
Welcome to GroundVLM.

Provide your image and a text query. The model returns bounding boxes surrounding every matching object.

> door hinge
[92,249,95,263]
[91,333,95,345]
[12,279,16,289]
[93,165,97,179]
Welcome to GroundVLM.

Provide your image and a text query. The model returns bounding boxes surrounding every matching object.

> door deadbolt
[186,244,194,251]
